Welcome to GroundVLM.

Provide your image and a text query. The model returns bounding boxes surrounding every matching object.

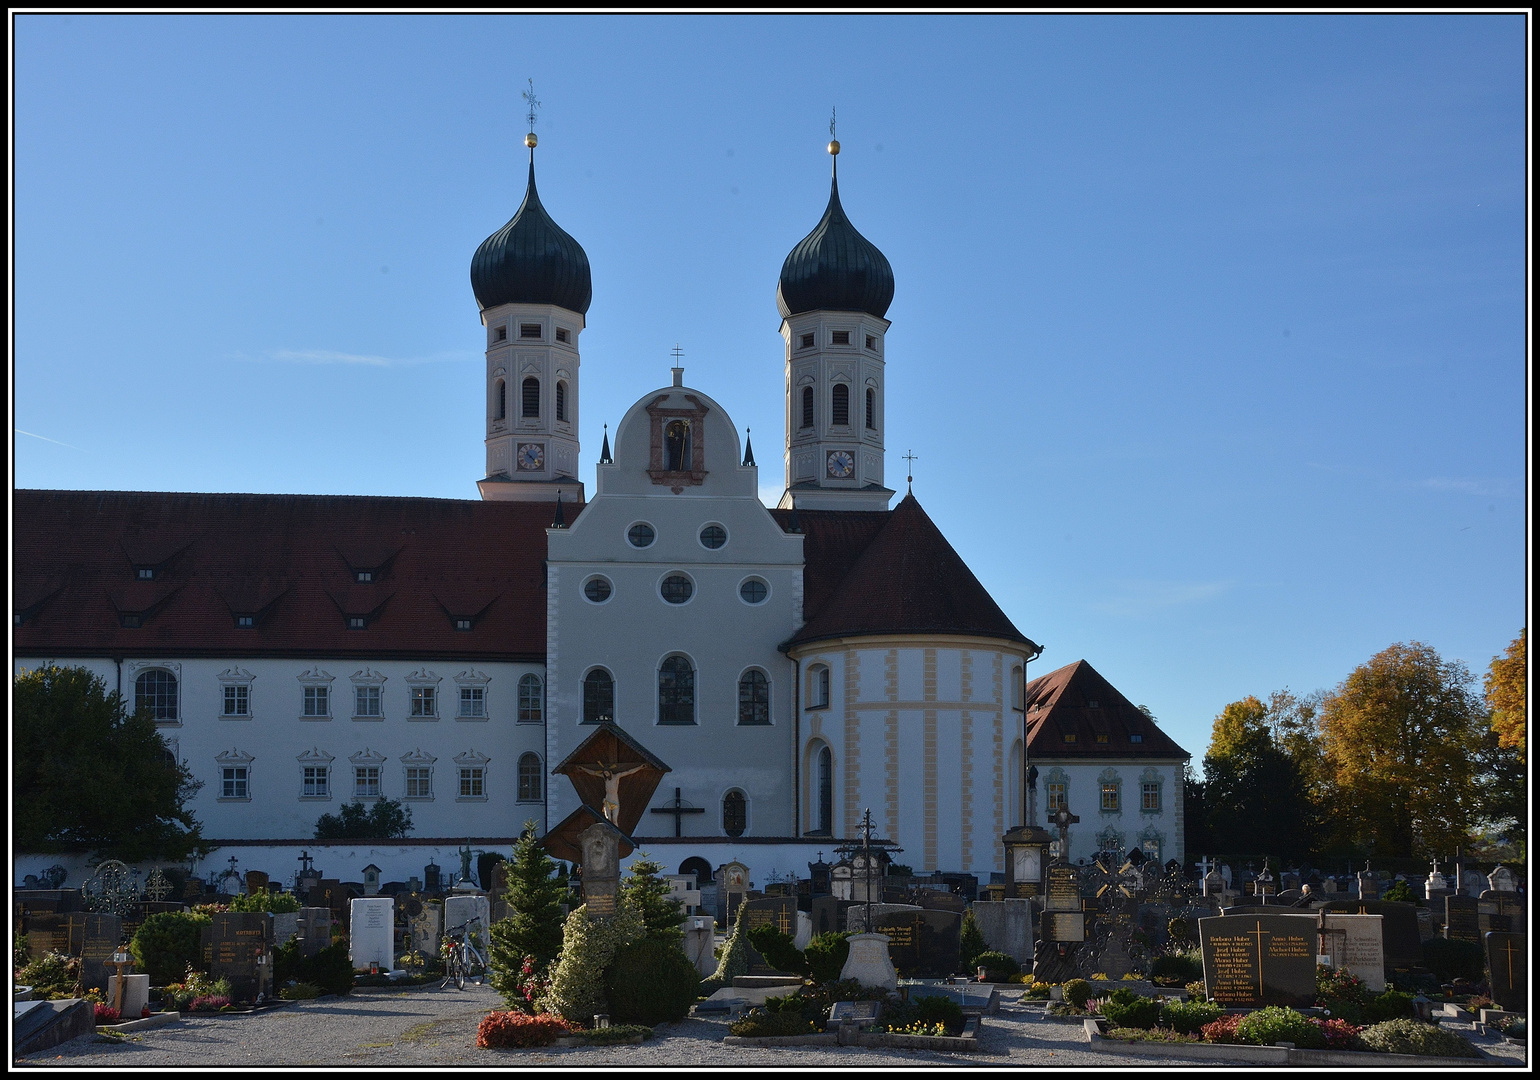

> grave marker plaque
[295,907,335,957]
[1199,914,1317,1007]
[1485,932,1526,1014]
[1319,901,1420,969]
[1045,865,1080,911]
[810,895,856,935]
[203,911,272,1002]
[80,913,123,993]
[739,895,798,973]
[1319,914,1386,992]
[871,908,963,977]
[349,897,394,972]
[26,913,86,962]
[1445,895,1482,946]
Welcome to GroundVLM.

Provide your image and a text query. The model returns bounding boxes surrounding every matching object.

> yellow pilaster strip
[923,647,938,872]
[844,648,860,839]
[884,649,899,843]
[992,651,1005,871]
[960,649,974,873]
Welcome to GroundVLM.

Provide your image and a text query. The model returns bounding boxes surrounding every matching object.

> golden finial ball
[525,133,538,148]
[827,139,840,156]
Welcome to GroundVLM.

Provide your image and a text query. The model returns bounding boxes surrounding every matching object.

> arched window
[723,790,747,837]
[659,655,695,725]
[582,669,614,724]
[678,856,713,888]
[865,387,876,430]
[664,420,691,471]
[801,386,814,429]
[494,379,506,421]
[518,674,543,722]
[807,665,830,709]
[816,745,833,834]
[556,380,568,423]
[135,669,179,721]
[831,383,849,426]
[522,377,540,418]
[517,752,542,801]
[1012,665,1025,711]
[738,670,770,725]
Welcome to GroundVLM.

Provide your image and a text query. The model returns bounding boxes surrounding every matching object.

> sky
[12,14,1528,767]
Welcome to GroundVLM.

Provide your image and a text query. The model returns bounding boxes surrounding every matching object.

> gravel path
[13,986,1529,1069]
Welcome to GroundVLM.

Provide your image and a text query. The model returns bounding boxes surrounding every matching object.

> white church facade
[14,132,1189,890]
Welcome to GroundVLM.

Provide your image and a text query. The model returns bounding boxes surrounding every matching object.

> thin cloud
[1092,579,1232,618]
[16,429,85,452]
[1420,477,1517,499]
[260,348,475,368]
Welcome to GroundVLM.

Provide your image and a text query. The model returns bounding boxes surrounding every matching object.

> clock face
[516,443,545,471]
[826,450,855,479]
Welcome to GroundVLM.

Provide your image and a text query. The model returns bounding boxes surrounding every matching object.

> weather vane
[830,106,837,140]
[828,106,840,169]
[903,450,918,492]
[523,78,541,134]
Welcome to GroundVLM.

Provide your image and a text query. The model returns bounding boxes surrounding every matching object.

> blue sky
[13,15,1527,766]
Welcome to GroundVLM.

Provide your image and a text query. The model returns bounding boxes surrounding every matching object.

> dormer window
[1088,700,1100,708]
[454,618,472,632]
[832,330,850,345]
[137,568,155,580]
[121,614,143,628]
[1129,734,1144,744]
[1096,734,1109,744]
[1063,732,1077,743]
[356,571,373,583]
[520,323,542,339]
[236,615,255,629]
[348,616,366,630]
[12,613,22,627]
[495,326,507,341]
[556,328,569,343]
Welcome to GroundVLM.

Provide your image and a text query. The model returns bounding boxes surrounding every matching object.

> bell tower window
[801,387,814,429]
[556,380,568,423]
[522,378,540,418]
[865,388,876,430]
[494,379,506,421]
[831,384,849,426]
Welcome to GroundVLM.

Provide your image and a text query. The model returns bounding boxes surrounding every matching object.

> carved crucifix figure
[575,762,648,825]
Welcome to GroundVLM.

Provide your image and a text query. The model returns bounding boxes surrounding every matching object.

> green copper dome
[777,175,894,320]
[471,160,592,315]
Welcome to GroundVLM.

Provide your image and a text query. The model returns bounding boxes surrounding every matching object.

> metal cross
[523,78,541,133]
[671,344,684,363]
[1196,855,1214,878]
[902,450,918,491]
[830,106,837,139]
[299,850,314,873]
[649,787,705,838]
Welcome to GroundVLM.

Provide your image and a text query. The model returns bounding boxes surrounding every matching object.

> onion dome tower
[472,106,590,503]
[777,134,895,511]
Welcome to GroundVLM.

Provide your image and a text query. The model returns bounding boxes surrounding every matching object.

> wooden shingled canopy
[543,804,636,865]
[551,722,671,837]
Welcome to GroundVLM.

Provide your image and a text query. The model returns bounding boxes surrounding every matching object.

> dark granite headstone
[873,908,963,977]
[309,879,346,916]
[202,911,273,1003]
[1445,896,1482,946]
[1485,932,1526,1013]
[14,889,83,917]
[1319,901,1420,969]
[296,907,335,957]
[1481,891,1525,934]
[80,913,123,993]
[26,912,86,962]
[917,891,967,914]
[1045,865,1080,911]
[739,895,799,974]
[1199,913,1317,1007]
[811,896,856,936]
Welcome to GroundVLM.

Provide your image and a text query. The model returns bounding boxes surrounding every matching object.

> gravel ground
[13,986,1529,1069]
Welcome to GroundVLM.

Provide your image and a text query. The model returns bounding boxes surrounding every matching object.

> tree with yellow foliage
[1484,629,1525,762]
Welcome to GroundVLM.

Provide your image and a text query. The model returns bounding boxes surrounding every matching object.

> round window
[583,576,613,603]
[699,524,727,550]
[739,578,768,604]
[660,574,694,604]
[627,522,656,548]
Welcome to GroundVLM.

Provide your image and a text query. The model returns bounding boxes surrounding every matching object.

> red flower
[476,1011,574,1049]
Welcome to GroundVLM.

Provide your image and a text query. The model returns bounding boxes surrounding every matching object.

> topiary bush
[1100,988,1161,1030]
[540,898,644,1023]
[1159,997,1223,1034]
[130,910,212,987]
[1062,978,1093,1010]
[1359,1018,1481,1057]
[972,950,1019,980]
[1235,1006,1326,1049]
[1422,937,1485,982]
[803,932,851,985]
[605,938,699,1025]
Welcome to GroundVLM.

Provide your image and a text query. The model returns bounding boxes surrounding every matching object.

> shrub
[573,1024,654,1044]
[1359,1018,1481,1058]
[188,995,232,1012]
[1363,989,1415,1023]
[1024,981,1053,999]
[294,941,355,997]
[540,899,645,1022]
[1201,1012,1244,1043]
[1100,988,1161,1030]
[707,906,753,985]
[476,1011,573,1049]
[1185,980,1208,998]
[14,931,30,975]
[959,909,987,971]
[1235,1006,1326,1049]
[1315,965,1372,1023]
[1150,950,1203,985]
[1108,1027,1200,1043]
[619,856,686,947]
[1160,997,1223,1034]
[746,924,806,976]
[490,822,569,1009]
[1381,880,1418,904]
[1315,1017,1365,1050]
[130,911,212,987]
[18,952,81,1000]
[973,951,1019,980]
[227,890,301,914]
[605,938,699,1025]
[1421,938,1485,982]
[909,994,965,1035]
[94,1003,121,1024]
[1062,979,1093,1009]
[729,1007,821,1037]
[803,932,852,985]
[279,983,322,1000]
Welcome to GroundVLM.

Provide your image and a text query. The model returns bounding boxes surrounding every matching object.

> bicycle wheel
[466,947,487,986]
[453,947,466,991]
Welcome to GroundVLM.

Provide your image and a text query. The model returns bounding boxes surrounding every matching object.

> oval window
[739,578,768,604]
[583,577,613,603]
[661,574,694,604]
[627,522,656,548]
[699,524,727,550]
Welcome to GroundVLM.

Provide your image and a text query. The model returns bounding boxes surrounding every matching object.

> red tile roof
[768,504,891,624]
[13,490,568,662]
[777,493,1039,652]
[1023,659,1189,759]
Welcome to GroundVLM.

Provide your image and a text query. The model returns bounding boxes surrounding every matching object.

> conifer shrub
[707,905,753,984]
[130,910,212,987]
[746,924,805,976]
[1099,987,1161,1030]
[1358,1018,1481,1057]
[619,855,685,946]
[1062,978,1094,1009]
[294,940,355,997]
[1363,989,1415,1023]
[490,821,569,1010]
[1159,997,1223,1034]
[227,890,301,914]
[958,908,987,971]
[972,950,1019,980]
[604,938,699,1025]
[802,932,852,985]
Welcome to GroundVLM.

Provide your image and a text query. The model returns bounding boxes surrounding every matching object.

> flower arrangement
[188,995,232,1012]
[93,1003,121,1024]
[476,1010,574,1049]
[887,1021,949,1036]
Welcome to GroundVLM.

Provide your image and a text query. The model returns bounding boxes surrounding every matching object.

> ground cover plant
[728,1007,821,1037]
[476,1010,573,1049]
[1358,1018,1482,1058]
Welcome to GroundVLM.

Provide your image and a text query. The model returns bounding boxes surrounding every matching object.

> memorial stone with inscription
[295,907,335,956]
[1481,891,1525,935]
[26,912,85,963]
[739,895,798,974]
[1485,932,1526,1014]
[873,908,963,977]
[1319,914,1386,992]
[1445,896,1482,946]
[1319,901,1420,970]
[1199,914,1317,1007]
[349,897,395,971]
[80,913,124,994]
[203,911,273,1002]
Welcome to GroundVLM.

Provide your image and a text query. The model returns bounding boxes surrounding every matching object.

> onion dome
[471,158,592,315]
[777,171,894,320]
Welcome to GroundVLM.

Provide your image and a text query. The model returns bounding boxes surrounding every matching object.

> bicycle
[441,917,488,990]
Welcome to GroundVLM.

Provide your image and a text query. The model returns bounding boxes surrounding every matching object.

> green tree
[489,821,569,1010]
[313,798,413,839]
[13,665,205,861]
[1471,726,1526,860]
[619,854,684,946]
[1182,761,1212,860]
[1485,629,1525,762]
[1202,696,1314,859]
[1319,642,1486,857]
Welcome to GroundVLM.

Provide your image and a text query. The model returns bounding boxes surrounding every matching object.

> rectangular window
[520,323,542,339]
[455,618,472,631]
[356,570,373,583]
[303,686,329,717]
[555,328,569,343]
[1142,782,1160,811]
[808,666,830,709]
[800,332,815,349]
[121,614,142,628]
[236,615,255,628]
[221,767,249,799]
[832,330,850,345]
[410,686,436,717]
[459,687,485,718]
[355,766,381,797]
[1129,733,1144,743]
[1062,732,1077,743]
[1101,783,1120,812]
[865,335,876,350]
[137,567,155,580]
[1047,782,1066,811]
[303,766,329,798]
[223,684,249,717]
[355,685,382,718]
[495,326,507,341]
[459,767,485,799]
[348,616,366,630]
[1095,733,1109,744]
[405,767,432,799]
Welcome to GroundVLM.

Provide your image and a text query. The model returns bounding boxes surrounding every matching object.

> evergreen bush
[605,938,699,1025]
[1359,1018,1481,1057]
[17,953,81,1000]
[728,1008,820,1037]
[1159,997,1223,1034]
[540,898,644,1022]
[1363,989,1415,1023]
[907,994,965,1035]
[802,932,852,985]
[1150,950,1204,985]
[130,910,212,986]
[294,940,355,997]
[972,950,1019,980]
[490,821,569,1010]
[1235,1006,1327,1049]
[1100,988,1160,1030]
[227,891,301,914]
[619,855,685,946]
[746,924,806,976]
[1062,978,1093,1009]
[708,905,753,984]
[958,909,987,971]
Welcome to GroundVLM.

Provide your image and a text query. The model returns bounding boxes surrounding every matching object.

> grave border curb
[98,1011,182,1033]
[1085,1025,1513,1067]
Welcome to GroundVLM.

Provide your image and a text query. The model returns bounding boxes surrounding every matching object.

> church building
[13,129,1190,888]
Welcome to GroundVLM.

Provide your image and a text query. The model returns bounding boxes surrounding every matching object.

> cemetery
[13,720,1528,1065]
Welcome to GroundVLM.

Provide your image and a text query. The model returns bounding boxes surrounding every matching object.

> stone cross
[1196,855,1215,878]
[1052,807,1080,862]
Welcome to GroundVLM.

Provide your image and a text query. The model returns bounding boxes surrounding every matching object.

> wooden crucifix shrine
[551,722,670,836]
[650,787,705,837]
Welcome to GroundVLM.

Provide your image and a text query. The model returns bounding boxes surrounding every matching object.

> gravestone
[80,913,123,993]
[970,899,1033,966]
[1199,913,1317,1007]
[719,861,749,926]
[295,907,335,956]
[1445,895,1482,946]
[1319,901,1420,970]
[1487,866,1518,894]
[739,895,799,974]
[26,912,86,962]
[245,871,270,895]
[682,915,715,977]
[14,889,84,917]
[873,908,963,977]
[409,901,442,957]
[202,911,272,1002]
[309,879,345,916]
[443,893,491,937]
[1356,866,1379,901]
[845,902,922,934]
[577,820,624,916]
[271,910,300,947]
[810,895,856,936]
[1461,870,1486,898]
[349,897,394,971]
[916,891,967,914]
[1481,891,1525,934]
[1319,914,1386,992]
[1485,932,1526,1013]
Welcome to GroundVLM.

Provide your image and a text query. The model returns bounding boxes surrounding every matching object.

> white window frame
[406,669,441,722]
[807,664,831,709]
[354,764,381,798]
[215,749,254,801]
[298,668,334,721]
[516,753,542,802]
[350,668,387,721]
[130,662,183,725]
[517,673,544,723]
[454,669,490,722]
[298,748,335,800]
[401,748,436,800]
[350,748,387,799]
[454,749,490,802]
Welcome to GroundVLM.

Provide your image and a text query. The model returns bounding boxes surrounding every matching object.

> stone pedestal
[839,932,898,991]
[108,974,150,1018]
[682,915,716,977]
